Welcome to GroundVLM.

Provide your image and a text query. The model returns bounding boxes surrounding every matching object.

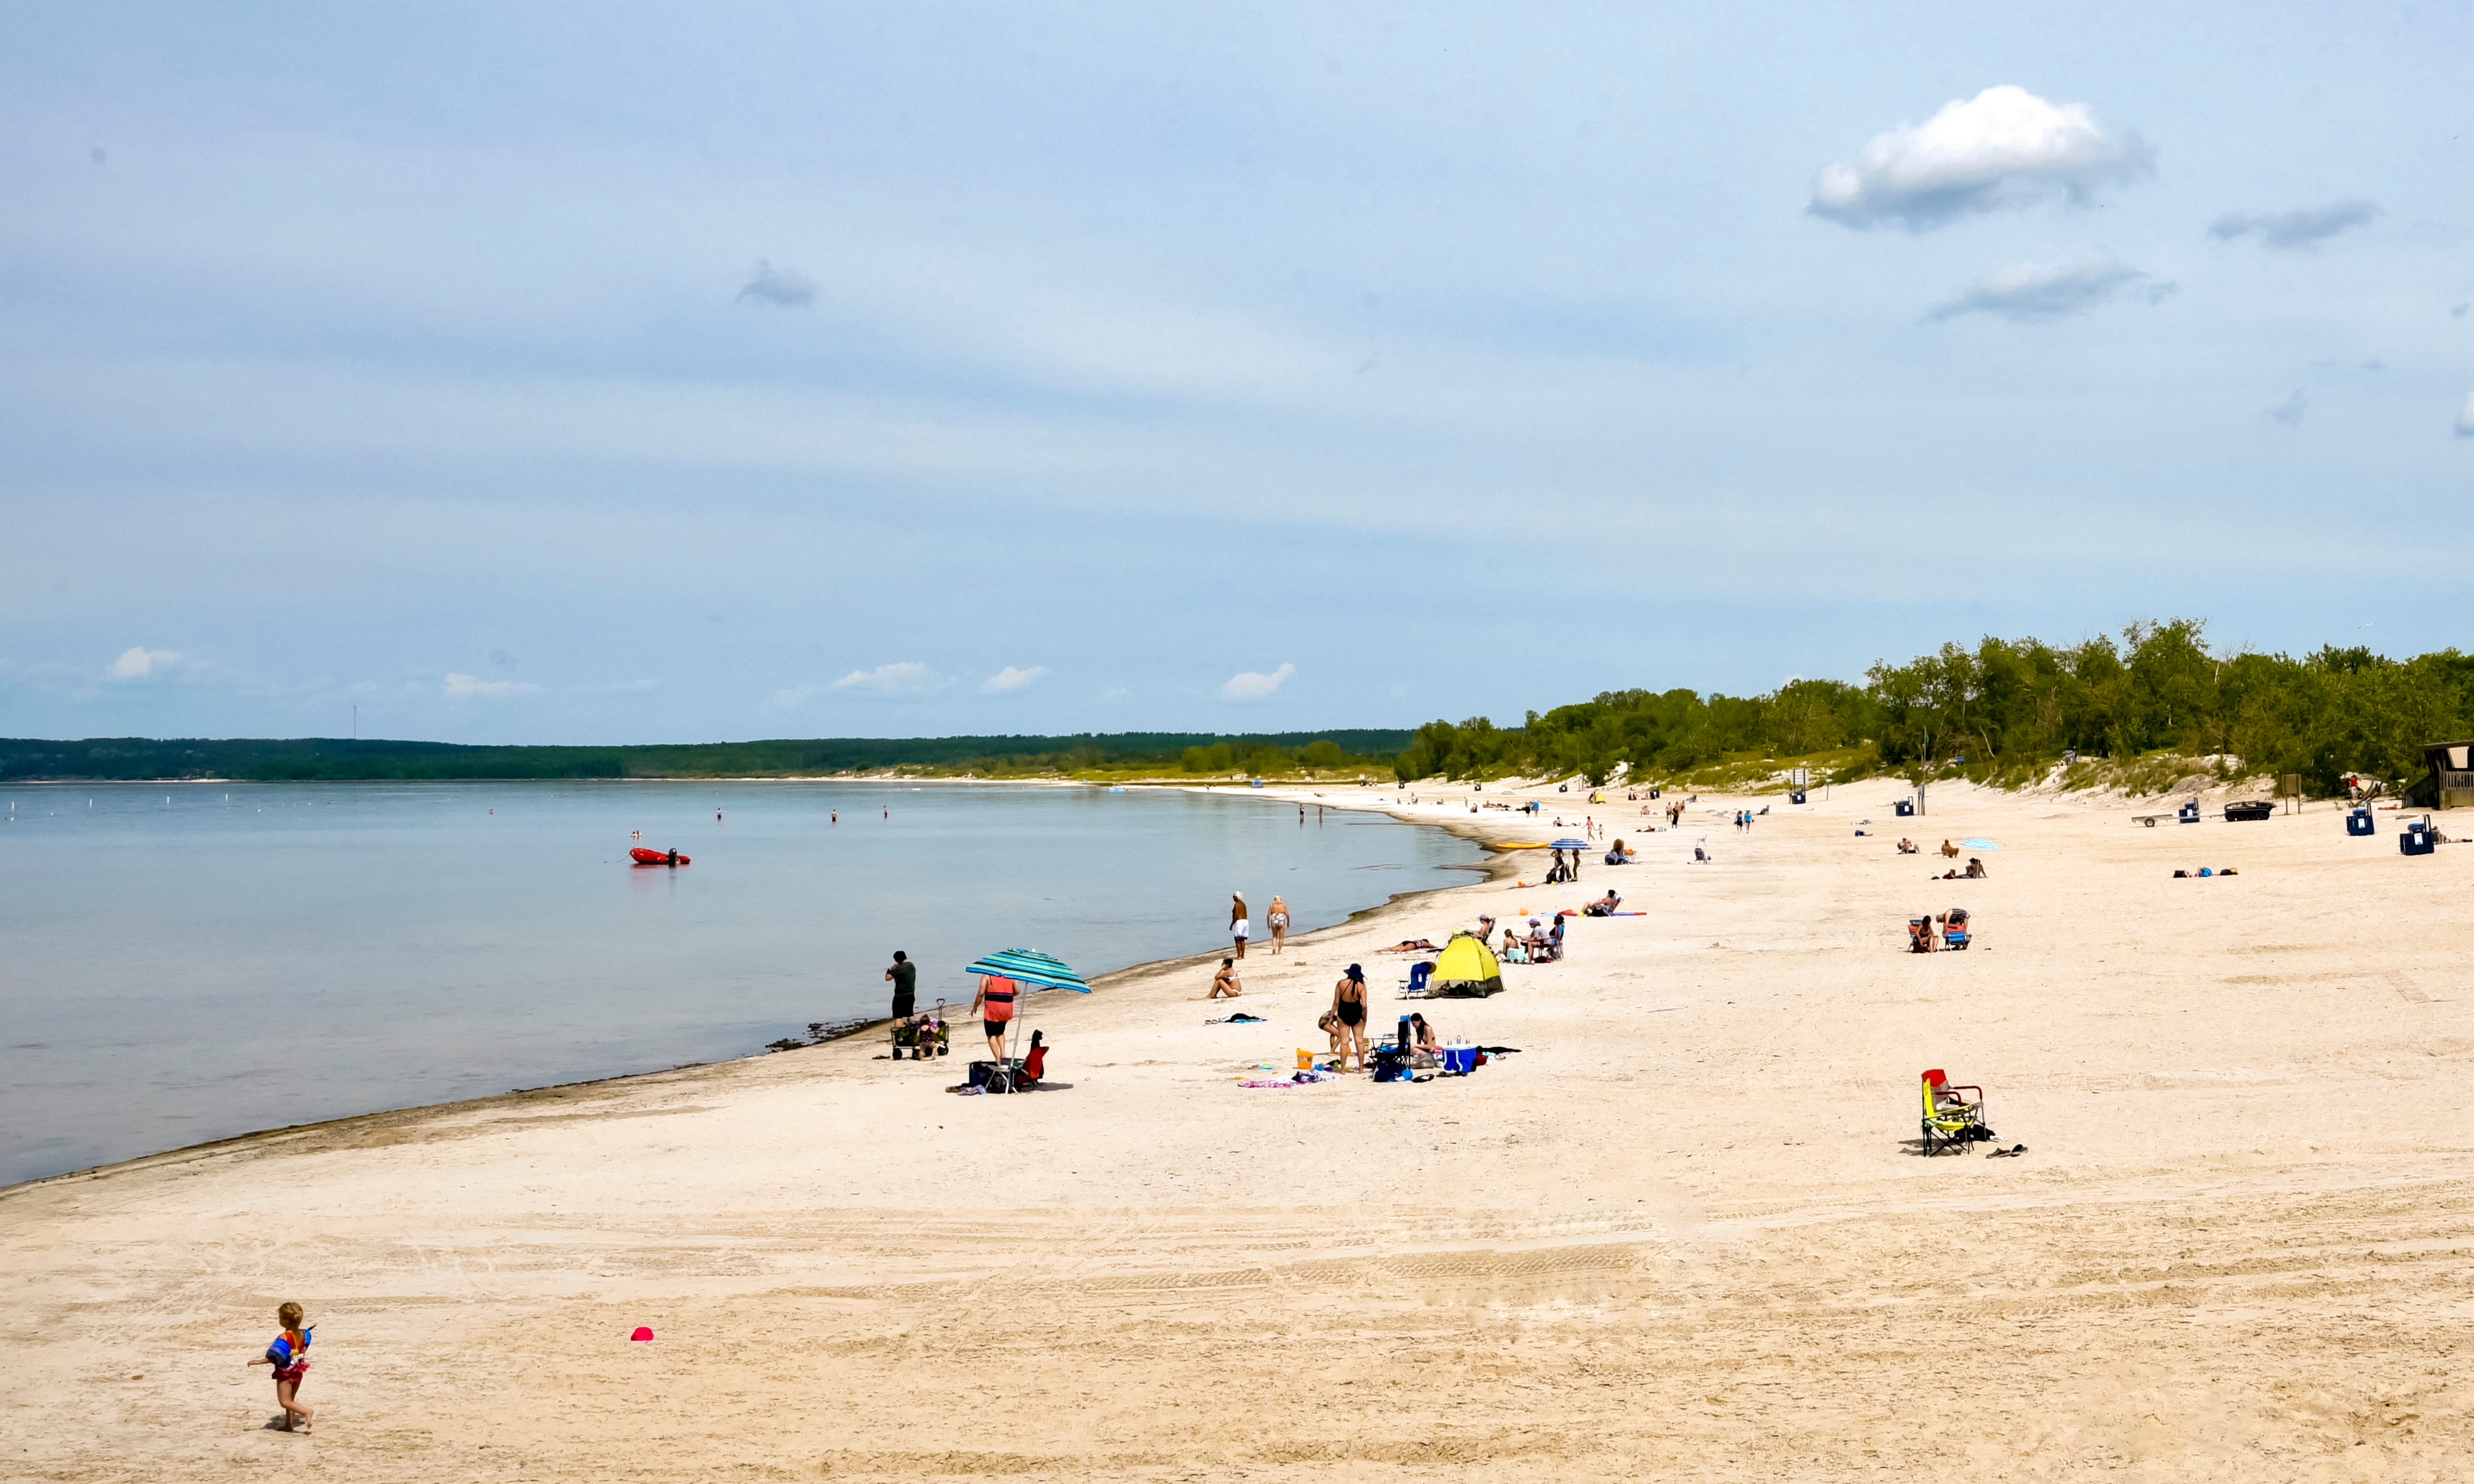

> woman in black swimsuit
[1331,964,1370,1072]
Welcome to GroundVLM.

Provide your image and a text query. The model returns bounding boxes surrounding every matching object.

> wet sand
[4,779,2469,1480]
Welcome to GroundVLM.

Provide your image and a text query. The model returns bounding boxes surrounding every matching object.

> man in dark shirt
[886,951,917,1020]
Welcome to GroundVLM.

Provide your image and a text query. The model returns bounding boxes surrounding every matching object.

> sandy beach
[5,778,2469,1481]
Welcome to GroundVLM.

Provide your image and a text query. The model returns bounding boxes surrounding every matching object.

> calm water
[0,781,1481,1185]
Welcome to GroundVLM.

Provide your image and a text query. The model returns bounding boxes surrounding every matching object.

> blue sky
[3,2,2469,743]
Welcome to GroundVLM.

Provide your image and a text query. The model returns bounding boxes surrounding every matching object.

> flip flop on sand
[1984,1144,2028,1157]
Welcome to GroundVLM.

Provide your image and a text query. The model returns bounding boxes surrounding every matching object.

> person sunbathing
[1583,889,1621,916]
[1377,937,1441,952]
[1964,857,1987,878]
[1897,838,1917,854]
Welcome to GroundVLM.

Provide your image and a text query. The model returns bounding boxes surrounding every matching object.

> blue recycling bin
[2402,823,2438,856]
[1895,800,1915,817]
[2177,800,2201,823]
[1789,790,1807,805]
[2346,808,2376,837]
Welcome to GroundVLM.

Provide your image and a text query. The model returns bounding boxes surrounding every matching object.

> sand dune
[5,781,2468,1480]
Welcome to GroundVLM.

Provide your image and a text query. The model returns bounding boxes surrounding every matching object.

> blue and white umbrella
[961,948,1092,993]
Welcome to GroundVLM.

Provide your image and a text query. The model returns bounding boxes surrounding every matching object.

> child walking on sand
[247,1302,314,1432]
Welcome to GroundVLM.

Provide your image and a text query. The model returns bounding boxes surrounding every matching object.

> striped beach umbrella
[1550,837,1590,850]
[961,948,1092,993]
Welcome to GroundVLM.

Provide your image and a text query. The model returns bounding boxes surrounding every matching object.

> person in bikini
[1330,964,1371,1071]
[1266,896,1290,954]
[1208,959,1243,999]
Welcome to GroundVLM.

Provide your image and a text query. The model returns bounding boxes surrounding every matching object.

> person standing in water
[1267,895,1290,954]
[1229,892,1249,959]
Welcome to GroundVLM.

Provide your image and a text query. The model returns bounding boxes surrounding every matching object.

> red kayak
[630,847,690,866]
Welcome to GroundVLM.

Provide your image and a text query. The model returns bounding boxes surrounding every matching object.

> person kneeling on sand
[1209,959,1243,999]
[1941,839,1961,858]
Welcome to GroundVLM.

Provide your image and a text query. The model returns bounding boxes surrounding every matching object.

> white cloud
[770,683,820,708]
[1221,662,1295,701]
[1810,86,2151,231]
[735,259,817,307]
[443,672,539,696]
[830,661,940,694]
[2455,392,2474,439]
[108,646,180,680]
[2209,199,2379,250]
[1924,251,2162,324]
[980,665,1047,694]
[2268,390,2308,427]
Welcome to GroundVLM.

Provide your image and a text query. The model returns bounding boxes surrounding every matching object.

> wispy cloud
[2268,390,2308,427]
[444,672,538,696]
[107,646,180,680]
[735,259,817,307]
[830,661,940,694]
[2209,199,2379,250]
[1810,85,2151,231]
[1924,251,2165,324]
[980,665,1047,695]
[1221,662,1295,701]
[2455,391,2474,439]
[770,683,820,708]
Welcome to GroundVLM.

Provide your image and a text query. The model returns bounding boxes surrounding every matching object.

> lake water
[0,781,1483,1185]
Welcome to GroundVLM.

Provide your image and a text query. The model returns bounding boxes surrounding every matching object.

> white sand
[5,780,2469,1479]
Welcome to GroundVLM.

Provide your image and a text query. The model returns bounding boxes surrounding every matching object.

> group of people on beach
[1227,892,1290,958]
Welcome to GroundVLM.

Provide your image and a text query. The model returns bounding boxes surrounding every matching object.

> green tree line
[1393,620,2474,796]
[0,731,1409,783]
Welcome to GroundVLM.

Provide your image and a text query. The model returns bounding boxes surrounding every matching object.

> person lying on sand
[1377,938,1440,952]
[1897,838,1917,854]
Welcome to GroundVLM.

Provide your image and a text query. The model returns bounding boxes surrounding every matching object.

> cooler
[1441,1046,1478,1075]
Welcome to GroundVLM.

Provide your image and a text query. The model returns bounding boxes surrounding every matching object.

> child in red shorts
[247,1302,315,1432]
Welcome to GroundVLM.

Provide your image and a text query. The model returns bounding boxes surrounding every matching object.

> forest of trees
[0,730,1409,783]
[1391,620,2474,796]
[13,621,2468,796]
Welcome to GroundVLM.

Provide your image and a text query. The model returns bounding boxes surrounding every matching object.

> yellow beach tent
[1430,932,1505,998]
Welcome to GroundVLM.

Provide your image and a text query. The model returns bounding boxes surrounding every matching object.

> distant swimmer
[831,811,837,825]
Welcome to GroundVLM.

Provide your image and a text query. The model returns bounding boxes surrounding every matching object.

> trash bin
[1895,800,1915,817]
[2177,800,2201,823]
[2402,820,2438,856]
[1789,790,1807,805]
[2347,808,2376,837]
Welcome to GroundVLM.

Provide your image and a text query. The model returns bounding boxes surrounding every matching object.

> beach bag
[1023,1045,1047,1080]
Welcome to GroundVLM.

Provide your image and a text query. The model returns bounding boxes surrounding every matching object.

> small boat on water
[630,847,690,866]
